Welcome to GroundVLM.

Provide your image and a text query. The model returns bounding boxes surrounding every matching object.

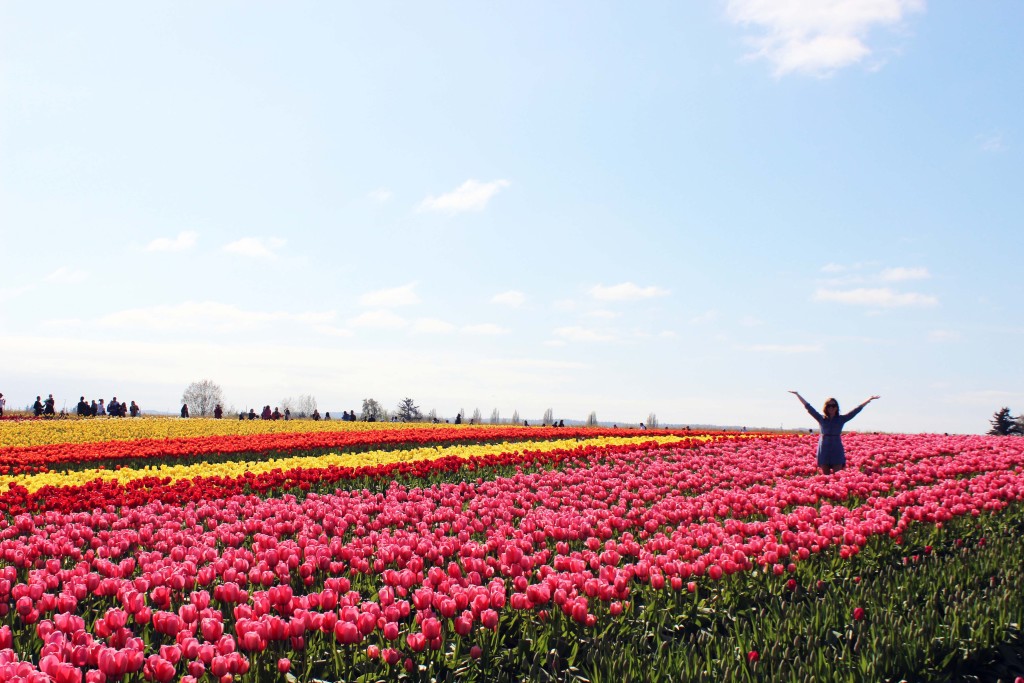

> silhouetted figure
[181,404,189,418]
[130,401,140,417]
[108,397,120,417]
[77,397,89,416]
[284,409,290,421]
[0,393,5,418]
[342,410,350,421]
[455,413,462,425]
[213,404,223,419]
[261,405,272,420]
[272,407,281,420]
[248,409,257,420]
[558,420,564,428]
[324,412,331,420]
[33,396,43,417]
[312,410,321,421]
[43,394,55,416]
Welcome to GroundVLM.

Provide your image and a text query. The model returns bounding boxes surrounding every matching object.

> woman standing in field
[789,391,879,474]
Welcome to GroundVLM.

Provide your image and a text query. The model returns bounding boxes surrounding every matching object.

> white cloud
[726,0,925,77]
[145,231,197,252]
[814,287,938,307]
[348,310,407,329]
[553,326,615,342]
[412,318,456,334]
[0,284,35,302]
[689,310,720,325]
[223,237,286,259]
[880,266,929,281]
[586,309,620,320]
[738,315,764,327]
[359,283,420,307]
[44,267,89,284]
[314,325,354,338]
[491,290,526,307]
[462,323,508,336]
[928,330,960,342]
[978,133,1006,153]
[821,263,847,273]
[368,188,393,203]
[590,282,670,301]
[417,179,510,213]
[747,343,823,353]
[553,299,576,311]
[97,301,333,333]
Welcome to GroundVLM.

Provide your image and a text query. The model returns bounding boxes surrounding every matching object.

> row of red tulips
[0,439,697,516]
[0,426,691,473]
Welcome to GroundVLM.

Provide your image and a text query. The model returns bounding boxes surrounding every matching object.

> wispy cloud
[412,318,456,334]
[359,283,420,307]
[368,188,393,203]
[585,309,620,320]
[45,267,89,284]
[491,290,526,307]
[462,323,508,335]
[223,237,286,259]
[814,287,937,307]
[314,325,354,338]
[97,301,333,333]
[928,329,960,342]
[689,310,719,325]
[347,310,408,329]
[726,0,925,77]
[977,133,1007,153]
[145,230,197,252]
[553,326,615,342]
[590,282,669,301]
[417,179,510,213]
[746,343,823,353]
[880,266,929,281]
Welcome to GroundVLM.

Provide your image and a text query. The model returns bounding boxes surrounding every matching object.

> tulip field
[0,418,1022,682]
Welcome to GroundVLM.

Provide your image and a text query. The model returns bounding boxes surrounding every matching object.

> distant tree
[489,408,501,424]
[296,395,317,418]
[988,407,1016,436]
[585,411,598,427]
[396,397,422,422]
[511,410,520,425]
[1016,413,1024,437]
[427,408,438,422]
[181,380,224,417]
[362,398,385,422]
[647,413,659,429]
[542,408,554,425]
[282,395,317,418]
[471,408,482,424]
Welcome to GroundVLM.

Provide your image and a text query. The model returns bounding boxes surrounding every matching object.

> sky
[1,1,1021,433]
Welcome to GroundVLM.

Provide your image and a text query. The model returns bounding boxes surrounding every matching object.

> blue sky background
[1,1,1021,432]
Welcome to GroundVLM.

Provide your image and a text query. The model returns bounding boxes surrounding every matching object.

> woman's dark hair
[823,397,839,417]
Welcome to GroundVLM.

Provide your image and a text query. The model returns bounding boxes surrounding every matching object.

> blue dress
[801,399,863,467]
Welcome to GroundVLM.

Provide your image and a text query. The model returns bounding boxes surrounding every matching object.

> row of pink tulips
[0,433,1020,680]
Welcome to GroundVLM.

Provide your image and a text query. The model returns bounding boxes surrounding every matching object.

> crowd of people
[0,392,142,418]
[177,404,363,422]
